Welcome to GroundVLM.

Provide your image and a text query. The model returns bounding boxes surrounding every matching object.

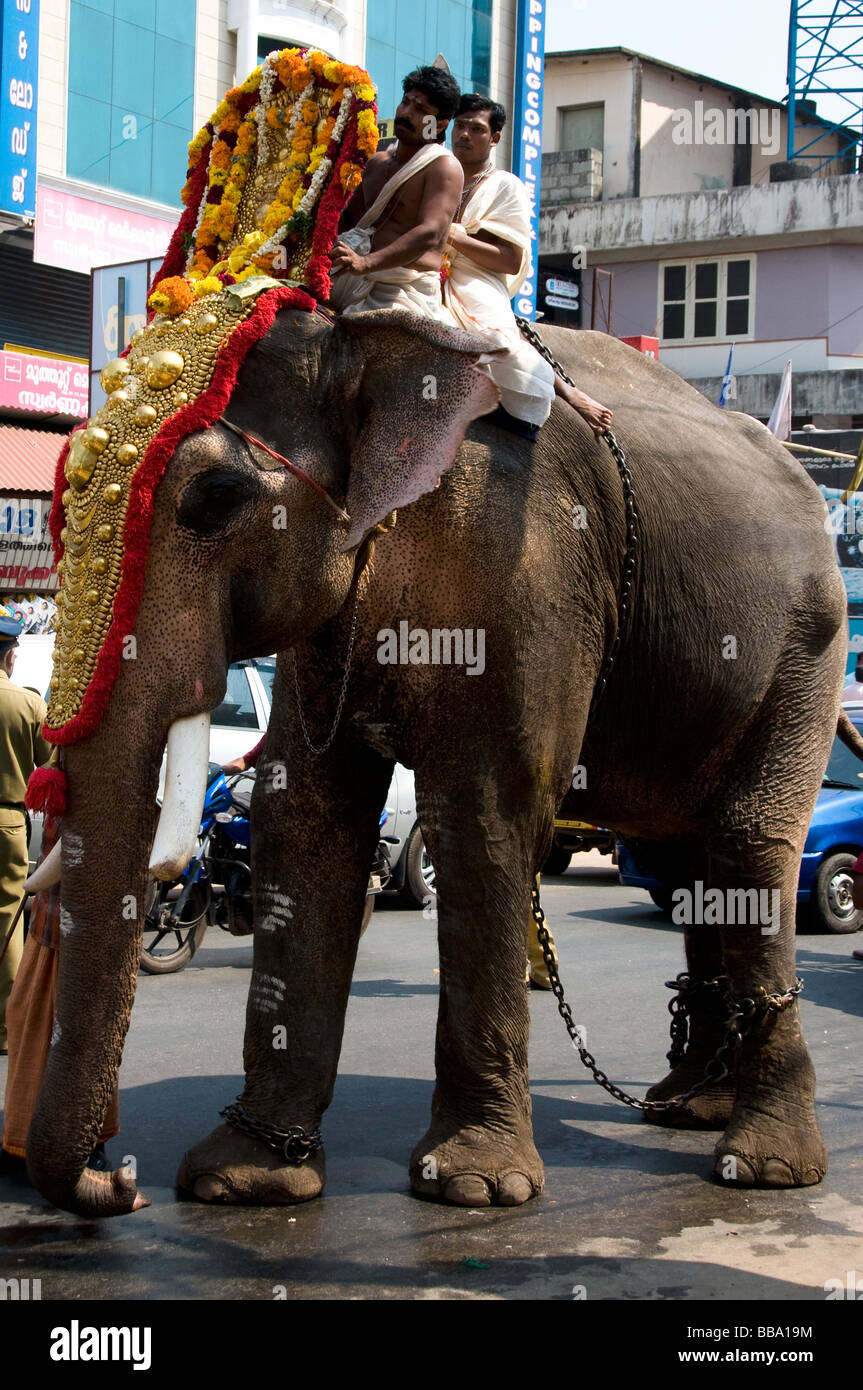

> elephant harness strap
[219,416,351,524]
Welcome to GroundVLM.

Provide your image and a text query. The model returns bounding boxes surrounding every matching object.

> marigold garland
[152,47,378,308]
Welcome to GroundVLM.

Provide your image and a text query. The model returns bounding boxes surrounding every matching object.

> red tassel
[26,767,67,820]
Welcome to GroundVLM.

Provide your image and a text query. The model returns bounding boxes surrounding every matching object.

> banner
[34,186,174,276]
[0,0,39,218]
[0,349,88,419]
[512,0,547,320]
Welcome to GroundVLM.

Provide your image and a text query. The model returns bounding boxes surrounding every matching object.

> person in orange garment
[1,814,119,1174]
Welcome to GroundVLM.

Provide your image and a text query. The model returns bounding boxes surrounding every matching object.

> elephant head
[26,305,499,1217]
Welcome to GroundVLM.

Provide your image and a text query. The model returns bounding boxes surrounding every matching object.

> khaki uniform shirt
[0,669,53,809]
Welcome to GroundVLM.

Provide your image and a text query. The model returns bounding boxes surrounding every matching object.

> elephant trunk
[25,705,191,1218]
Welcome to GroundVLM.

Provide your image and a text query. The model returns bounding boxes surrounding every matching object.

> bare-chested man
[328,66,464,320]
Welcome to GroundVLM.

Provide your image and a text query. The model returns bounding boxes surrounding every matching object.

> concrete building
[538,47,863,427]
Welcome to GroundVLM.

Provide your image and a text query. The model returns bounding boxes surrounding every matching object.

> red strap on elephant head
[218,416,350,524]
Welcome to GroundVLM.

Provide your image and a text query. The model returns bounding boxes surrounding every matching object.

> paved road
[2,854,862,1302]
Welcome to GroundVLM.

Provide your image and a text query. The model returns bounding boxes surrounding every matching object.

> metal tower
[786,0,863,170]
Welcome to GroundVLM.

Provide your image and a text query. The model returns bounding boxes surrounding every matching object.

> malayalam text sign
[34,186,175,276]
[0,349,88,419]
[0,0,39,217]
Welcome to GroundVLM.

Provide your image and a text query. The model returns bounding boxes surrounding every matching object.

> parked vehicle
[140,764,253,973]
[618,707,863,934]
[543,817,616,875]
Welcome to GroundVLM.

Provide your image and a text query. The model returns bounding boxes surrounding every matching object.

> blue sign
[0,0,39,219]
[511,0,547,320]
[89,259,162,413]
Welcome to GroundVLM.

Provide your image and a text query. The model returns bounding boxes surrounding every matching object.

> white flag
[767,361,792,440]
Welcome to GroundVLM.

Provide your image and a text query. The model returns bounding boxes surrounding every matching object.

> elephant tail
[837,708,863,761]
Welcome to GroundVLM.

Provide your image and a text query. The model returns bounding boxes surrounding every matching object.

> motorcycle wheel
[139,878,211,975]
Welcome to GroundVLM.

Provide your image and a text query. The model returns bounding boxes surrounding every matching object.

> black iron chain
[665,972,728,1066]
[516,317,639,710]
[530,885,803,1113]
[221,1100,323,1165]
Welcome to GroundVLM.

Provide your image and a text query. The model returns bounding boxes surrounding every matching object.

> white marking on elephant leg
[249,969,287,1013]
[63,833,84,870]
[259,887,295,934]
[59,907,76,937]
[50,1019,61,1047]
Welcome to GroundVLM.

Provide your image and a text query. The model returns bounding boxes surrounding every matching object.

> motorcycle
[140,766,386,974]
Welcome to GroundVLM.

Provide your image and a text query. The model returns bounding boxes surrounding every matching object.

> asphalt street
[2,852,862,1303]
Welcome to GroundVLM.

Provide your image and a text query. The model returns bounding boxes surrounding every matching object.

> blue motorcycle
[140,766,387,974]
[140,763,252,974]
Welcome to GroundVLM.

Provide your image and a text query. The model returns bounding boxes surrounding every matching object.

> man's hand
[222,757,247,775]
[446,223,473,255]
[330,239,370,276]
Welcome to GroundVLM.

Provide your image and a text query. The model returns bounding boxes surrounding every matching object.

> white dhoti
[329,142,451,324]
[329,258,450,321]
[442,170,555,427]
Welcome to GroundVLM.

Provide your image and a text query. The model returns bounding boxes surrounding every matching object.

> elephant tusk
[148,713,211,882]
[24,836,63,893]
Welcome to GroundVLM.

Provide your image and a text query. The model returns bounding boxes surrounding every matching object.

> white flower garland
[255,86,353,257]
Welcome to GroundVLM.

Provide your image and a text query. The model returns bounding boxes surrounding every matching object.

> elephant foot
[176,1123,325,1205]
[713,1112,828,1189]
[643,1061,735,1131]
[409,1123,544,1207]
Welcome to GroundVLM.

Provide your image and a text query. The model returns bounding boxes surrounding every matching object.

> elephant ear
[337,309,501,551]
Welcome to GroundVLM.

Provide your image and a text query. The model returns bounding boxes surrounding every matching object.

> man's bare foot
[554,379,613,435]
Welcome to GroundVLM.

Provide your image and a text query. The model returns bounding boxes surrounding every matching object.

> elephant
[25,307,849,1219]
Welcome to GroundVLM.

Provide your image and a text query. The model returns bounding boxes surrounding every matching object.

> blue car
[618,706,863,934]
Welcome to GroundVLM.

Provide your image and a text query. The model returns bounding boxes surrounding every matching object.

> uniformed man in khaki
[0,617,54,1053]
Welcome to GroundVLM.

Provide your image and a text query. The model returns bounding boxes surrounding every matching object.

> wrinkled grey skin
[26,309,845,1218]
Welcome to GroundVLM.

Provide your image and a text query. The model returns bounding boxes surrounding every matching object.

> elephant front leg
[409,804,544,1208]
[177,744,392,1205]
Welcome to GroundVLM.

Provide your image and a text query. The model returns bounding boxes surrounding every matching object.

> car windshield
[254,657,276,709]
[823,724,863,789]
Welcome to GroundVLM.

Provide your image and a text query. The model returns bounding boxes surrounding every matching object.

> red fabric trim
[45,284,315,746]
[25,767,67,820]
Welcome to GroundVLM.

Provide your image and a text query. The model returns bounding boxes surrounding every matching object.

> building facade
[538,47,863,427]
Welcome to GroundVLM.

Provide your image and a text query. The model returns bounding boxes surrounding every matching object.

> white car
[21,642,435,906]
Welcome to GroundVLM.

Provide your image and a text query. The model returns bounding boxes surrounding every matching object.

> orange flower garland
[153,47,378,305]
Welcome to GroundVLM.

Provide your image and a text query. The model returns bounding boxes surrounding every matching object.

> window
[66,0,195,206]
[212,666,260,730]
[559,104,604,154]
[258,35,306,62]
[365,0,493,125]
[659,256,755,344]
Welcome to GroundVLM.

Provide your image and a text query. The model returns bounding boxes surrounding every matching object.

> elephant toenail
[714,1152,757,1185]
[444,1175,492,1207]
[498,1173,533,1206]
[193,1174,234,1202]
[759,1159,796,1187]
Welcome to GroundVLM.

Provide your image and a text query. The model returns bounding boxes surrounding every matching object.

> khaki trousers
[0,810,28,1047]
[526,874,559,988]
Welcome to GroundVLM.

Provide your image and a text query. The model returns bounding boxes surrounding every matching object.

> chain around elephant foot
[176,1123,325,1205]
[409,1122,544,1207]
[643,974,736,1130]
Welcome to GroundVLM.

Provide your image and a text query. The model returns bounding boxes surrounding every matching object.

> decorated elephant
[25,304,849,1218]
[17,47,850,1218]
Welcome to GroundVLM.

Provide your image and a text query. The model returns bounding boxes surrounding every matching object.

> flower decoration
[152,47,379,305]
[147,276,194,317]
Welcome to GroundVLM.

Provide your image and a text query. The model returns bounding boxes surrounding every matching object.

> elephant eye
[177,469,259,536]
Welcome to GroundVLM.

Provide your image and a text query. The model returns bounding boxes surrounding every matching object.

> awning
[0,424,63,493]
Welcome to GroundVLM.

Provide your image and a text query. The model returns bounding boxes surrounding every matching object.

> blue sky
[546,0,793,105]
